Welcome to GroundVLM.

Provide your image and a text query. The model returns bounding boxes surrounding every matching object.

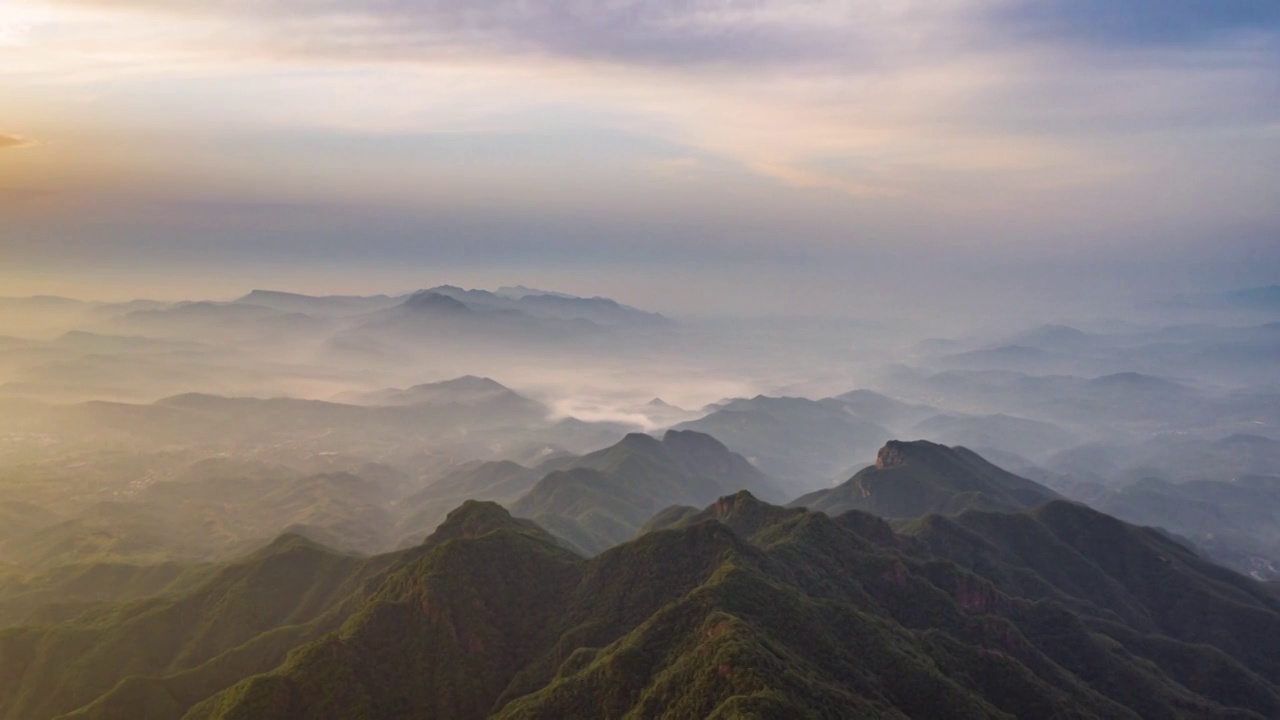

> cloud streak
[51,0,1280,71]
[54,0,927,67]
[2,0,1277,294]
[996,0,1280,48]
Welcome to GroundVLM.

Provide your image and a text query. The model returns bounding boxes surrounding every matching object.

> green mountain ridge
[4,484,1280,719]
[510,430,787,554]
[0,533,408,720]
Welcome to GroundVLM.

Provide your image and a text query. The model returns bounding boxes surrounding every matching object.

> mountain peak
[422,375,506,392]
[795,440,1060,519]
[875,439,946,469]
[402,291,470,313]
[662,429,729,455]
[426,284,467,294]
[617,432,662,449]
[1089,372,1179,389]
[495,285,579,300]
[426,500,551,546]
[707,490,768,518]
[643,491,802,544]
[239,289,296,301]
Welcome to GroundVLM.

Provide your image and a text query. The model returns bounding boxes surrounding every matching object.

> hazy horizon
[3,0,1277,317]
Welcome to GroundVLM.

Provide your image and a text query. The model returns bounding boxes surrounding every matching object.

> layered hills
[325,286,672,357]
[0,376,619,464]
[387,428,782,553]
[508,429,785,554]
[3,283,1278,718]
[6,486,1280,719]
[673,395,893,494]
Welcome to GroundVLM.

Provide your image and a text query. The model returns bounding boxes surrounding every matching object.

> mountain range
[391,429,783,555]
[5,440,1280,718]
[509,430,785,554]
[674,395,893,494]
[2,284,1278,718]
[0,286,674,404]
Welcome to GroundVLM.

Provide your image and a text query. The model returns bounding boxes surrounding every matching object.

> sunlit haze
[2,0,1278,314]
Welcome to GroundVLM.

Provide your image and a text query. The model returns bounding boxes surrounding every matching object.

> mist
[0,280,1276,555]
[3,0,1280,717]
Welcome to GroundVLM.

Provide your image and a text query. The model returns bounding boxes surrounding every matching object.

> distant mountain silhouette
[392,460,551,548]
[1007,323,1095,350]
[103,301,333,345]
[828,388,939,430]
[909,412,1079,460]
[334,375,541,411]
[425,285,670,327]
[675,395,892,494]
[234,289,402,316]
[880,368,1206,426]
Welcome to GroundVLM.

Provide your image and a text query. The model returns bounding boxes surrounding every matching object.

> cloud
[996,0,1280,49]
[51,0,979,68]
[0,134,30,149]
[9,0,1280,265]
[45,0,1280,71]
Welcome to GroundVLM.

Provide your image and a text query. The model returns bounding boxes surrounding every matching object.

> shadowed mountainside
[792,440,1062,519]
[509,430,786,554]
[5,492,1279,719]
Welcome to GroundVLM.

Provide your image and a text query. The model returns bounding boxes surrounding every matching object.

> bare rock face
[873,440,951,471]
[875,441,911,469]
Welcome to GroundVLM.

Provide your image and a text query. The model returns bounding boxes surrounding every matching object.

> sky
[1,0,1278,314]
